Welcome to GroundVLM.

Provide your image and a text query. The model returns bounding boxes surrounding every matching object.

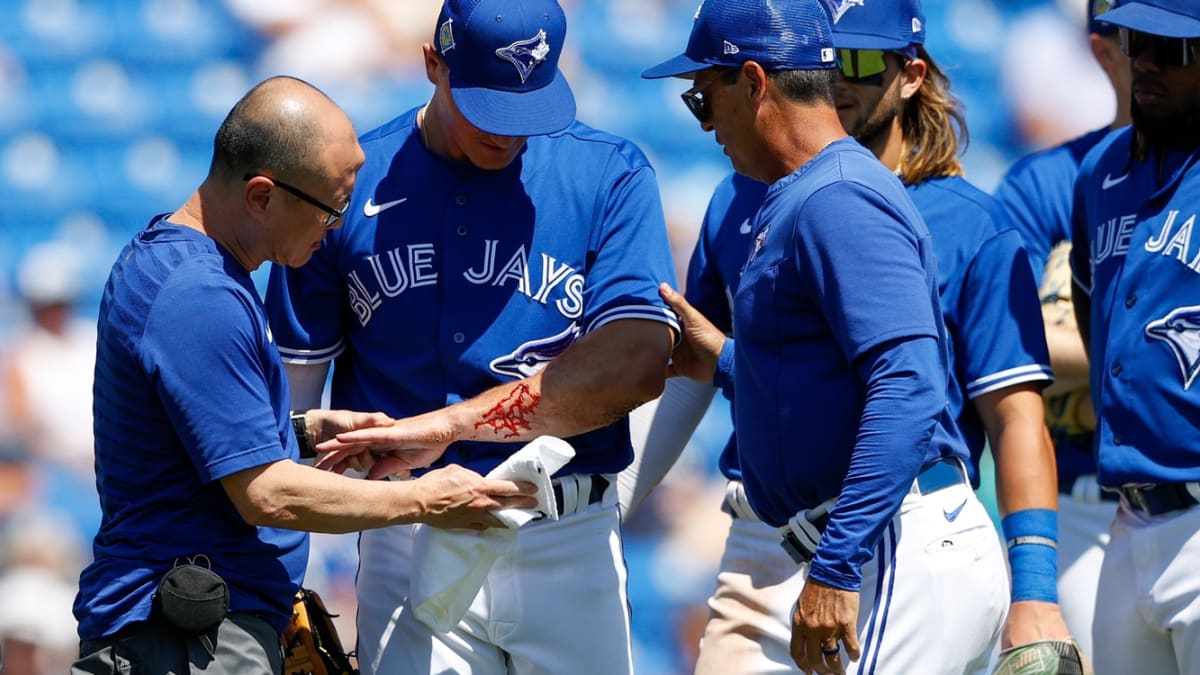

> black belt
[551,474,609,515]
[1115,482,1200,516]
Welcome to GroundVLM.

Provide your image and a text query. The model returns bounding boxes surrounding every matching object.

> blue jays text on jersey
[345,239,587,327]
[1071,128,1200,486]
[266,106,679,478]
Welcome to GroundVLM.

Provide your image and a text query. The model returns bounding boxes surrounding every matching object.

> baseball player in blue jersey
[992,1,1131,662]
[1069,2,1200,673]
[72,77,536,674]
[628,1,1067,672]
[643,0,1007,672]
[264,1,679,673]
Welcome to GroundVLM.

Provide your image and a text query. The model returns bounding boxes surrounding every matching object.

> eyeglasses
[243,173,349,229]
[680,68,735,124]
[1119,28,1198,68]
[836,49,892,83]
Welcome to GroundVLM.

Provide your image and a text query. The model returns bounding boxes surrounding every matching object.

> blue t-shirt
[76,217,306,639]
[1071,130,1200,485]
[719,139,969,590]
[995,127,1111,485]
[266,107,679,477]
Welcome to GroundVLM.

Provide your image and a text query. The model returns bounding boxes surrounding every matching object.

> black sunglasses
[1119,28,1198,68]
[681,68,737,124]
[243,173,348,229]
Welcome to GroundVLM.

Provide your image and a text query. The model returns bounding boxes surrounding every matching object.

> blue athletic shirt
[76,217,306,639]
[995,128,1111,486]
[717,139,969,590]
[908,176,1053,483]
[694,174,1049,492]
[266,107,680,477]
[1070,129,1200,486]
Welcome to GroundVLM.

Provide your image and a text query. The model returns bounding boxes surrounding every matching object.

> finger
[492,494,540,510]
[658,283,693,318]
[824,642,845,675]
[368,455,413,480]
[842,621,861,662]
[481,478,538,496]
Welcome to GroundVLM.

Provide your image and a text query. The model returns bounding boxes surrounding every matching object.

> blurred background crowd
[0,0,1117,672]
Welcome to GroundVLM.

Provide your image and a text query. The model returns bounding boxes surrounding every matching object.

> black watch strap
[291,412,315,459]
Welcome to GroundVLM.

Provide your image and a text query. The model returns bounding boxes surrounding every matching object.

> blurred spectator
[222,0,439,87]
[2,239,100,544]
[0,513,84,675]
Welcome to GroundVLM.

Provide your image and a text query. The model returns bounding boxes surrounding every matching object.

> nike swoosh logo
[739,219,752,235]
[943,498,967,522]
[1102,172,1129,190]
[363,197,408,217]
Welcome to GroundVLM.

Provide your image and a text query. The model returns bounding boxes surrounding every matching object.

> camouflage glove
[993,638,1092,675]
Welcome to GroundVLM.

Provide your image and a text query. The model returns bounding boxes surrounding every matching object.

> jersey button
[453,332,465,344]
[1125,294,1137,308]
[457,224,468,236]
[1111,363,1122,376]
[1113,434,1124,445]
[456,193,469,206]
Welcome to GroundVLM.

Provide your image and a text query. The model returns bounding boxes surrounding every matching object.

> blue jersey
[266,107,679,477]
[909,177,1052,483]
[695,175,1049,490]
[996,127,1112,277]
[1070,130,1200,486]
[684,173,767,482]
[994,126,1112,487]
[76,217,306,639]
[720,139,969,589]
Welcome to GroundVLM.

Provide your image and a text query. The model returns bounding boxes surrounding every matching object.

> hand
[314,410,456,478]
[305,409,394,445]
[658,283,726,382]
[790,578,861,674]
[1001,600,1072,649]
[410,464,539,530]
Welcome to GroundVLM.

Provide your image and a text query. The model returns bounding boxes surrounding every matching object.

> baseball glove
[993,638,1092,675]
[282,587,358,675]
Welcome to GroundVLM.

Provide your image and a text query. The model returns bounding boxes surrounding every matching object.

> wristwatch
[290,411,316,459]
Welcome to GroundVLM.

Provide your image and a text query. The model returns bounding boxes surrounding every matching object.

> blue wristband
[1001,508,1058,603]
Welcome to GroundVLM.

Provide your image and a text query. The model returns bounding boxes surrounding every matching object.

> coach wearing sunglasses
[831,0,1081,667]
[1068,1,1200,673]
[643,0,1008,672]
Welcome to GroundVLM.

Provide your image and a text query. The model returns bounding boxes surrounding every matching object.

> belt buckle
[780,530,813,565]
[1125,485,1152,513]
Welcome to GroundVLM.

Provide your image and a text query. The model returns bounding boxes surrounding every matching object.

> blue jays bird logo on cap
[496,29,552,84]
[1146,306,1200,390]
[830,0,866,23]
[490,324,580,379]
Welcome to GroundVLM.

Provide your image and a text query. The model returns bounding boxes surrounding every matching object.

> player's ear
[422,44,444,86]
[899,57,926,100]
[744,62,767,102]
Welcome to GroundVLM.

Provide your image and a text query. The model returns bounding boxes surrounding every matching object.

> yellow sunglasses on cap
[835,48,891,81]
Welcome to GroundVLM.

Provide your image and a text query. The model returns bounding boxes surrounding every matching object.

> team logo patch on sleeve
[490,324,581,379]
[495,29,551,84]
[439,18,455,53]
[1146,306,1200,390]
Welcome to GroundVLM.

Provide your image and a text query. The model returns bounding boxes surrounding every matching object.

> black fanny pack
[153,555,229,634]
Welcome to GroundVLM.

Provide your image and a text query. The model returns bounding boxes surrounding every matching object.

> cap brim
[450,71,576,137]
[642,53,712,80]
[1098,4,1200,38]
[831,33,912,51]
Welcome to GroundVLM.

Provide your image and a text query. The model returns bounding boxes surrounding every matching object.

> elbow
[223,463,292,528]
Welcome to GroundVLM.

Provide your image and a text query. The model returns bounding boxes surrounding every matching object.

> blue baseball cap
[831,0,925,51]
[434,0,576,136]
[1088,0,1118,36]
[642,0,836,79]
[1097,0,1200,38]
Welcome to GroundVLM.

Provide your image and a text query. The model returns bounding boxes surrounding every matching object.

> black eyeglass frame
[1119,28,1198,68]
[243,173,348,229]
[680,68,739,124]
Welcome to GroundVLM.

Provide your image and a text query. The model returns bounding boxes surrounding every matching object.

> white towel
[411,436,576,632]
